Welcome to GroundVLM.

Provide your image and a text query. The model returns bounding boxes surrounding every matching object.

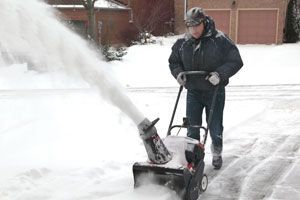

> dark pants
[186,87,225,155]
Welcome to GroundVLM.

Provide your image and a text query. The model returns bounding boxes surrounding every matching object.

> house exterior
[46,0,174,46]
[174,0,290,44]
[47,0,137,46]
[115,0,174,36]
[47,0,291,45]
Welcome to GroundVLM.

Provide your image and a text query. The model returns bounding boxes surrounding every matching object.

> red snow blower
[134,71,219,200]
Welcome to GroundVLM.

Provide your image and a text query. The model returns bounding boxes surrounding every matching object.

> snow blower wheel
[199,174,208,192]
[184,174,208,200]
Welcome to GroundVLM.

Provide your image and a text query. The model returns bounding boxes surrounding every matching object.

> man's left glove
[176,72,186,86]
[206,72,220,85]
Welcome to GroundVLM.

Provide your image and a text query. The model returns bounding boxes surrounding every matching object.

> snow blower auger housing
[133,71,218,200]
[133,136,209,200]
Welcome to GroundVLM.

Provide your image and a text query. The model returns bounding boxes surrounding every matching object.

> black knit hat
[185,7,206,27]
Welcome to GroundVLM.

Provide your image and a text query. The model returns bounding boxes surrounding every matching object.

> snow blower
[133,71,219,200]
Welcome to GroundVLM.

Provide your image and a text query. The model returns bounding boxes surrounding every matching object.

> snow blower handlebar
[167,71,219,146]
[181,71,209,76]
[136,71,215,164]
[167,71,209,136]
[167,85,183,136]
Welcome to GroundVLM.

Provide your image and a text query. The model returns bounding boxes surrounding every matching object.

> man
[168,7,243,169]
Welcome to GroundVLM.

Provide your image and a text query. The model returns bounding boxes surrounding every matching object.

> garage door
[237,10,278,44]
[205,10,230,36]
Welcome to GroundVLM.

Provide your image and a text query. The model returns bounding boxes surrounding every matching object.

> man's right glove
[206,72,220,85]
[176,72,186,86]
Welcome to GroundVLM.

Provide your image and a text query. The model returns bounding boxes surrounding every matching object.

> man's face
[187,22,204,39]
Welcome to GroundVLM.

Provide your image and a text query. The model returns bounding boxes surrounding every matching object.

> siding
[174,0,289,44]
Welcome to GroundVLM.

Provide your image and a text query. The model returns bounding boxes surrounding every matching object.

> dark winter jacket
[168,16,243,90]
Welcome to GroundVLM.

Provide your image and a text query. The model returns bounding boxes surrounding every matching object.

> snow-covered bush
[132,32,157,45]
[101,45,127,62]
[285,0,300,42]
[295,12,300,39]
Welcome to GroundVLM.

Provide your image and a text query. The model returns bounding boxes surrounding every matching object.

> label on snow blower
[138,118,172,164]
[143,134,172,164]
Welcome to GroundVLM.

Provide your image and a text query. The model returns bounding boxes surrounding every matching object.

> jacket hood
[203,16,217,38]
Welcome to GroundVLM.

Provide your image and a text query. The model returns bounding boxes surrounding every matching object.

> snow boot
[212,156,222,170]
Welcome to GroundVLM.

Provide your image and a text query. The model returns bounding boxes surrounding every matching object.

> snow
[0,0,299,199]
[94,0,127,9]
[52,0,128,9]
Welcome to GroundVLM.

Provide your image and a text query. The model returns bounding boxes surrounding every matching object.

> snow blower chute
[134,71,219,200]
[137,117,172,164]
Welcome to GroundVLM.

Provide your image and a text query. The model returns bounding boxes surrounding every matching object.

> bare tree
[133,0,172,35]
[81,0,97,42]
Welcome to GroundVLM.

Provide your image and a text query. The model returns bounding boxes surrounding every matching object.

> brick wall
[56,8,136,46]
[111,0,175,35]
[129,0,174,35]
[50,0,175,45]
[114,0,128,5]
[96,9,136,45]
[174,0,184,36]
[58,8,88,20]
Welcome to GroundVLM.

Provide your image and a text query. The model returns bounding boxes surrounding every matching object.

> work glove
[206,72,220,85]
[176,72,186,86]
